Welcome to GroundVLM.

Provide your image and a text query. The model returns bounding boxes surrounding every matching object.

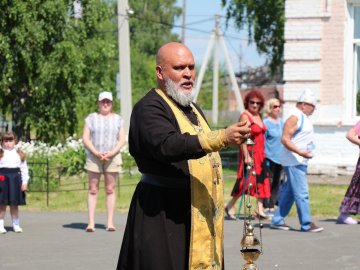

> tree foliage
[0,0,181,143]
[0,0,117,143]
[128,0,181,102]
[221,0,285,75]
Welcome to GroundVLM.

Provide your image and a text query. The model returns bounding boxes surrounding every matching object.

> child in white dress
[0,131,30,233]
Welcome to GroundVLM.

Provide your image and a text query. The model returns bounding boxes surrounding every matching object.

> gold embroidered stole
[155,89,224,270]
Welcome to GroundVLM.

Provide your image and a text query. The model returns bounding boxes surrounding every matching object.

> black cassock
[117,89,208,270]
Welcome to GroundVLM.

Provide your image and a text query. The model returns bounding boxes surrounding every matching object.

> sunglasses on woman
[272,105,281,109]
[249,100,261,105]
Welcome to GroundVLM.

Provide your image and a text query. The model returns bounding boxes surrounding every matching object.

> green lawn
[23,169,351,219]
[223,176,348,219]
[23,173,140,212]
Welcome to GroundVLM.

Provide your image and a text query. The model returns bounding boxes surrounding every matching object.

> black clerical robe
[117,88,224,270]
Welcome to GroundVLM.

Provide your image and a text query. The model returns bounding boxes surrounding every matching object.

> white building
[283,0,360,175]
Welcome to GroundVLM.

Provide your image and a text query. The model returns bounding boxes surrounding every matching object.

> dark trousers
[263,158,283,209]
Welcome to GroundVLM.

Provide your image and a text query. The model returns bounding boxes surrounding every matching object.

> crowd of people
[223,88,326,233]
[1,41,360,269]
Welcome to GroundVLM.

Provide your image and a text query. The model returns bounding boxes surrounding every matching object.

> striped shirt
[85,112,124,155]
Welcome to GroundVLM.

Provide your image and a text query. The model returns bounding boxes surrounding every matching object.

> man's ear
[156,65,163,80]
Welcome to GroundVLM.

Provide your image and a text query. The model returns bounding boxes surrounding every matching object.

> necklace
[189,104,203,133]
[167,97,203,134]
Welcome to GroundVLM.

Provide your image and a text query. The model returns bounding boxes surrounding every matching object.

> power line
[224,36,242,61]
[117,12,210,35]
[117,13,251,41]
[186,17,214,26]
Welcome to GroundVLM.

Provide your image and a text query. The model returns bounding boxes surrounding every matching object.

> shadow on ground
[62,222,106,230]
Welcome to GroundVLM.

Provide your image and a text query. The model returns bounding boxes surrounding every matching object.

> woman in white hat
[82,91,125,232]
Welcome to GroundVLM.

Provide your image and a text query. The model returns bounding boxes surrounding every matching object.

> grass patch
[222,167,353,218]
[23,173,140,212]
[23,169,354,219]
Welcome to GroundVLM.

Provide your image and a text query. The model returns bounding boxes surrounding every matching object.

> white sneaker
[0,226,7,234]
[13,224,23,233]
[337,214,358,225]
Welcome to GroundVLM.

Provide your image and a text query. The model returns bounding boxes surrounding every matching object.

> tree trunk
[11,98,26,141]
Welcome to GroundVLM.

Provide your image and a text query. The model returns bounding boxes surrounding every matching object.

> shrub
[18,137,135,190]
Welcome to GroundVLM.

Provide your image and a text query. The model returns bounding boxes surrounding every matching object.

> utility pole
[118,0,132,136]
[212,15,219,124]
[194,15,244,124]
[181,0,186,44]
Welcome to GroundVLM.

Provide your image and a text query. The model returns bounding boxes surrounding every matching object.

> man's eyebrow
[173,64,195,70]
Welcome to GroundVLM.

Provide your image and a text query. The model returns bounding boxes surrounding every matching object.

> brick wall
[283,0,355,176]
[310,125,358,176]
[320,0,346,105]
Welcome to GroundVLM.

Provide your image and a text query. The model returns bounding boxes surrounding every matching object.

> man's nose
[183,67,192,78]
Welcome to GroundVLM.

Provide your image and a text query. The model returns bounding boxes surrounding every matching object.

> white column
[219,34,244,112]
[194,32,215,102]
[118,0,132,136]
[181,0,186,44]
[212,18,219,124]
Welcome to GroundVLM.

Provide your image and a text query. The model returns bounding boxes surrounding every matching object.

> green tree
[0,0,117,143]
[0,0,182,143]
[128,0,181,102]
[221,0,285,75]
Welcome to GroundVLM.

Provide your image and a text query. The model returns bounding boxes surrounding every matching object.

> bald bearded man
[117,42,250,270]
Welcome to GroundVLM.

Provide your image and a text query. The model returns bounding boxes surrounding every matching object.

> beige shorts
[85,153,122,173]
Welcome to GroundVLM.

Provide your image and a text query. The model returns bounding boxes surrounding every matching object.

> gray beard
[165,78,195,107]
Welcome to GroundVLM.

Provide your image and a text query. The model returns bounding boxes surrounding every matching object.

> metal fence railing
[27,150,239,206]
[27,157,139,206]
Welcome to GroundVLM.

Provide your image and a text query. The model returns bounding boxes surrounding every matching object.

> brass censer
[239,137,263,270]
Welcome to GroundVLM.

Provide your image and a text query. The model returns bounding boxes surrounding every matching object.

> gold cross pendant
[212,159,221,184]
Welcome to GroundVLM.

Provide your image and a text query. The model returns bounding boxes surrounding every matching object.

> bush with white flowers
[18,136,133,177]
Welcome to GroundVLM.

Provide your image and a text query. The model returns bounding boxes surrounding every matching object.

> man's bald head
[156,42,194,66]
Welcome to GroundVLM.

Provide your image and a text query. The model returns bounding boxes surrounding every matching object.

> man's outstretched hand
[224,121,251,146]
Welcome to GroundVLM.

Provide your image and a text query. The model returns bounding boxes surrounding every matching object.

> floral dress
[339,120,360,215]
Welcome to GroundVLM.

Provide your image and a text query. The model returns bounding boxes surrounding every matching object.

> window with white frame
[354,6,360,115]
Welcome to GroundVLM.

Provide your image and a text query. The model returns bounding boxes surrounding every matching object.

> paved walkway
[1,211,359,270]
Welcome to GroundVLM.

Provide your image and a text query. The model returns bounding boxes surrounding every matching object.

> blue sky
[174,0,266,72]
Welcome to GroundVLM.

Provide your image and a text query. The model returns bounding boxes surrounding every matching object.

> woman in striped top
[82,91,126,232]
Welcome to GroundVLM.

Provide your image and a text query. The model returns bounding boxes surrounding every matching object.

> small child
[0,131,30,233]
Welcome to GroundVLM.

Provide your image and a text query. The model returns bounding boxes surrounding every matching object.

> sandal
[225,207,237,220]
[106,227,116,232]
[254,211,270,220]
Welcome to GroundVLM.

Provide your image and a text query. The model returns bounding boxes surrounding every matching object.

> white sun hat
[298,88,317,106]
[98,91,113,101]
